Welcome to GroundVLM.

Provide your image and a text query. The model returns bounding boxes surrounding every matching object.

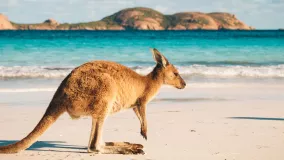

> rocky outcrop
[166,12,254,30]
[167,12,219,30]
[208,13,253,30]
[102,8,164,30]
[14,18,60,30]
[0,14,15,30]
[2,7,254,30]
[44,19,59,26]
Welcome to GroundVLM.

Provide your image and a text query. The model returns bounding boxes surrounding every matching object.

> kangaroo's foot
[105,142,143,149]
[88,142,145,155]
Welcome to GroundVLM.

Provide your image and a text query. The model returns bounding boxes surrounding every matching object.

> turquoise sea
[0,30,284,95]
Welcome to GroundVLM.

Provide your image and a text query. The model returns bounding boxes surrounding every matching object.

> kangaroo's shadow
[0,140,87,153]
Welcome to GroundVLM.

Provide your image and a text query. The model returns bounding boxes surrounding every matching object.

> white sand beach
[0,82,284,160]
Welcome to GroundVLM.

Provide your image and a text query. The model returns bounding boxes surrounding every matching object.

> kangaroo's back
[63,60,148,116]
[72,60,145,83]
[71,60,147,95]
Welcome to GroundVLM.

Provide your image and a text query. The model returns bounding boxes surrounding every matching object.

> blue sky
[1,0,284,29]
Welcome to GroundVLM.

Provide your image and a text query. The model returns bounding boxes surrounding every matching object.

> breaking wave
[0,65,284,79]
[0,66,73,78]
[133,65,284,78]
[0,88,56,93]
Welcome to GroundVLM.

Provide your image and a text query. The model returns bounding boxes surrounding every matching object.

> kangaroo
[0,48,186,154]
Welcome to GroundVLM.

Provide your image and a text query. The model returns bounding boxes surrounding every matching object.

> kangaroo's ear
[150,48,169,67]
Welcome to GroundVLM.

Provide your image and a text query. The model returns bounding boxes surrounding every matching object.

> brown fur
[0,48,186,154]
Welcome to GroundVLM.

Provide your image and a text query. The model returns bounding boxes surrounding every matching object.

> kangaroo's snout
[177,77,186,89]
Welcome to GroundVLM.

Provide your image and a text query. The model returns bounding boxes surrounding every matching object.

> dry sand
[0,83,284,160]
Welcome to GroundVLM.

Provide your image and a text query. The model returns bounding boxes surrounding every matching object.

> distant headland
[0,7,254,30]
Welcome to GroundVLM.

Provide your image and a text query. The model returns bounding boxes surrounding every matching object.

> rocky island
[1,7,254,30]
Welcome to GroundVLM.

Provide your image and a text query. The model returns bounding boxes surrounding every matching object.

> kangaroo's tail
[0,103,65,154]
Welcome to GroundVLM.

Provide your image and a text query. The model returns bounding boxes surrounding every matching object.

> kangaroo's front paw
[140,128,147,140]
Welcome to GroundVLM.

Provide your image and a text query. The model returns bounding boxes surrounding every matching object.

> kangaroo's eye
[174,73,179,77]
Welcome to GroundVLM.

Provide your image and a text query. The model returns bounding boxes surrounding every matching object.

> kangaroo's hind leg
[102,142,145,155]
[105,142,143,149]
[88,99,110,153]
[87,100,145,155]
[87,118,98,152]
[104,142,145,155]
[88,118,145,154]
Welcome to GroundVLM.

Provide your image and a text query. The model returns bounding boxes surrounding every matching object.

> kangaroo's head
[151,48,186,89]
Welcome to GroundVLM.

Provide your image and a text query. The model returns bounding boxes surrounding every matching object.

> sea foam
[0,65,284,79]
[0,88,56,93]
